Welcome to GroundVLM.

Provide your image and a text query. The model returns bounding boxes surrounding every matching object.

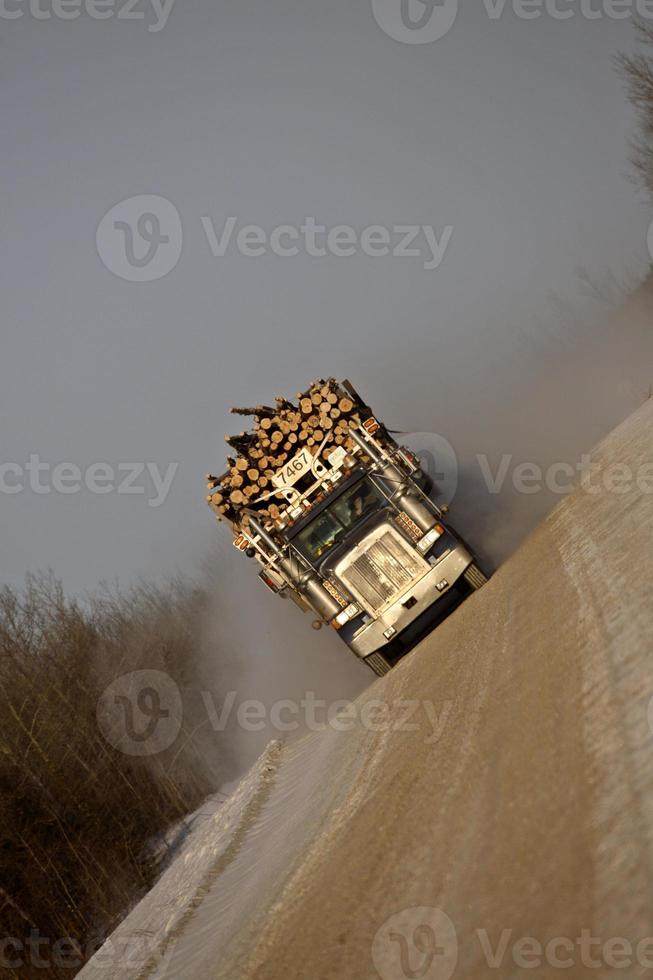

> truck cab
[210,378,487,677]
[282,463,482,675]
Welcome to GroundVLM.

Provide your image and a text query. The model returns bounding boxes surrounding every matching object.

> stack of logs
[206,378,360,528]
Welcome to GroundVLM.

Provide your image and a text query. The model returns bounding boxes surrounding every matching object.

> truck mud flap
[365,652,393,677]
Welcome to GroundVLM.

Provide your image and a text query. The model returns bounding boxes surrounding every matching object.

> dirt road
[80,397,653,980]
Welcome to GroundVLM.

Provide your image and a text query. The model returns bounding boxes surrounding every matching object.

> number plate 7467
[272,449,315,489]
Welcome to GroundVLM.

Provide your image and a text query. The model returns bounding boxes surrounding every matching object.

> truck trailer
[206,379,487,676]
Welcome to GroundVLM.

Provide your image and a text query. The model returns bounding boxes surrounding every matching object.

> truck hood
[326,519,430,616]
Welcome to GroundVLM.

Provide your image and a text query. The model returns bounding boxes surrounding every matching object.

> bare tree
[620,20,653,197]
[0,574,218,978]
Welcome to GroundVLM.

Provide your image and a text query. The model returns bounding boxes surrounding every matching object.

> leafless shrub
[619,19,653,198]
[0,573,216,978]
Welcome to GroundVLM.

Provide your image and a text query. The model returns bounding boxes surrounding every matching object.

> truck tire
[463,563,488,591]
[365,652,393,677]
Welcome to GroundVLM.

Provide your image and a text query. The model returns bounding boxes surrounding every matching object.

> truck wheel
[463,563,488,591]
[365,652,392,677]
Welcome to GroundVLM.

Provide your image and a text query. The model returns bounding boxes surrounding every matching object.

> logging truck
[206,379,487,676]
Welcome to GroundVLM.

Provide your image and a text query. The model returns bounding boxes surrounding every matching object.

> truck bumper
[346,544,472,660]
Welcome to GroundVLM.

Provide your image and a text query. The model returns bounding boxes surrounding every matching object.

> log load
[206,378,362,528]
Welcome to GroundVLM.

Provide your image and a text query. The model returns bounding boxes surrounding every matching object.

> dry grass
[0,574,215,978]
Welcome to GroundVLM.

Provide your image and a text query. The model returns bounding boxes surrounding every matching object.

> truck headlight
[417,524,445,553]
[333,602,362,628]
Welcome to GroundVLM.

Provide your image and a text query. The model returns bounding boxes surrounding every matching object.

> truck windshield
[293,478,386,562]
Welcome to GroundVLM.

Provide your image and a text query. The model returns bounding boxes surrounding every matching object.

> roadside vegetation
[0,574,216,978]
[621,19,653,196]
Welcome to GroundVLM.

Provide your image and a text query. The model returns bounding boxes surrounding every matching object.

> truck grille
[339,530,426,613]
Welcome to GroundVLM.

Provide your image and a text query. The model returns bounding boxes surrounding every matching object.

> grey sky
[1,1,651,595]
